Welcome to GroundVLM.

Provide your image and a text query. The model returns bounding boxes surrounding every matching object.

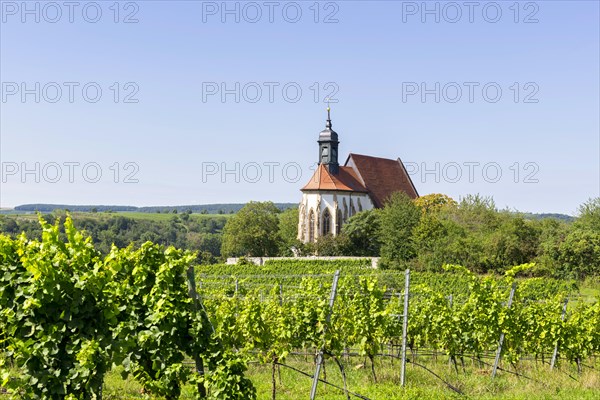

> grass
[580,277,600,300]
[100,354,600,399]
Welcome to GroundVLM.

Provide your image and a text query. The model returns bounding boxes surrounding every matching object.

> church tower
[317,107,339,175]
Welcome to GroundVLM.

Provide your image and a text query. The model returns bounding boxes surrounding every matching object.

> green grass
[580,277,600,300]
[101,355,600,399]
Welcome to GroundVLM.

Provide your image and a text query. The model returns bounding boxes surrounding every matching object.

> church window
[322,209,331,236]
[308,209,315,242]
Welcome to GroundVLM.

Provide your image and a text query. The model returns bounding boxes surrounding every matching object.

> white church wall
[298,191,374,243]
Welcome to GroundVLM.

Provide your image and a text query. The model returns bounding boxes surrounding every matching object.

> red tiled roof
[345,153,419,207]
[301,164,368,192]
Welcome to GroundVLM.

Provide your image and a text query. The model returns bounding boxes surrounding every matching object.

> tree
[555,229,600,279]
[221,202,281,257]
[414,193,457,214]
[342,209,381,256]
[305,233,352,256]
[378,192,421,269]
[278,207,301,256]
[575,197,600,231]
[454,194,499,232]
[548,198,600,279]
[483,214,541,273]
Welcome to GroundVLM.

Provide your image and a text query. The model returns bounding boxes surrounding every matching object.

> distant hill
[522,213,575,223]
[7,204,574,222]
[12,203,297,214]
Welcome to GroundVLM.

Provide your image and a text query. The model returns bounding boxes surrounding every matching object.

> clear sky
[1,0,598,214]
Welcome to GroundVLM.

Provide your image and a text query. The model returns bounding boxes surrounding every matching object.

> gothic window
[350,199,356,217]
[308,209,315,242]
[343,198,348,221]
[336,209,342,234]
[358,198,363,212]
[322,209,331,236]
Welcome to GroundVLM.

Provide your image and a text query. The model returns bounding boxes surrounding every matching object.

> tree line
[2,194,599,279]
[0,212,226,264]
[220,194,600,279]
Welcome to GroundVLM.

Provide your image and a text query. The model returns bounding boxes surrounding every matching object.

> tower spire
[318,100,339,174]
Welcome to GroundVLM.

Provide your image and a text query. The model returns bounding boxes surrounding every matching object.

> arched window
[358,198,363,212]
[350,199,356,217]
[342,198,348,222]
[322,209,331,236]
[336,209,342,234]
[308,209,315,242]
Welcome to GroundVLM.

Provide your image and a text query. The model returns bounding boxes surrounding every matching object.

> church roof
[346,153,419,207]
[301,164,368,192]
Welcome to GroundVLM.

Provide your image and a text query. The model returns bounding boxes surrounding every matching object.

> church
[297,108,419,243]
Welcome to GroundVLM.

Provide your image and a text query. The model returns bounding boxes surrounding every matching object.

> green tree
[454,194,499,232]
[555,229,600,279]
[575,197,600,231]
[307,233,352,256]
[414,193,457,213]
[221,202,281,257]
[378,192,421,268]
[483,214,541,272]
[278,207,301,256]
[342,209,381,256]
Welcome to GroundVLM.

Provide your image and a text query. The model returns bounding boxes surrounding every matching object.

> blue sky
[1,0,598,214]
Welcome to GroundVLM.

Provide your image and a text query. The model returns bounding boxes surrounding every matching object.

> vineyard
[1,219,599,399]
[197,262,599,398]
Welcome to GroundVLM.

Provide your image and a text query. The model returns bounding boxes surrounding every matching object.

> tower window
[321,146,329,163]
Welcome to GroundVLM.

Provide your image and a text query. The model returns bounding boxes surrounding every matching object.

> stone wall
[226,256,379,269]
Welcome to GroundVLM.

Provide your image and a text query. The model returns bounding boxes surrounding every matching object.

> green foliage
[221,202,281,257]
[202,351,256,399]
[414,193,457,213]
[4,196,600,280]
[341,209,381,256]
[0,217,256,399]
[307,233,353,256]
[575,197,600,231]
[197,258,374,277]
[555,229,600,279]
[0,217,112,398]
[483,215,541,273]
[379,192,421,268]
[104,243,200,399]
[0,212,227,258]
[277,208,301,256]
[198,263,599,388]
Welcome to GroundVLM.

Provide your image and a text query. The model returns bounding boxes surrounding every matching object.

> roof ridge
[349,153,398,162]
